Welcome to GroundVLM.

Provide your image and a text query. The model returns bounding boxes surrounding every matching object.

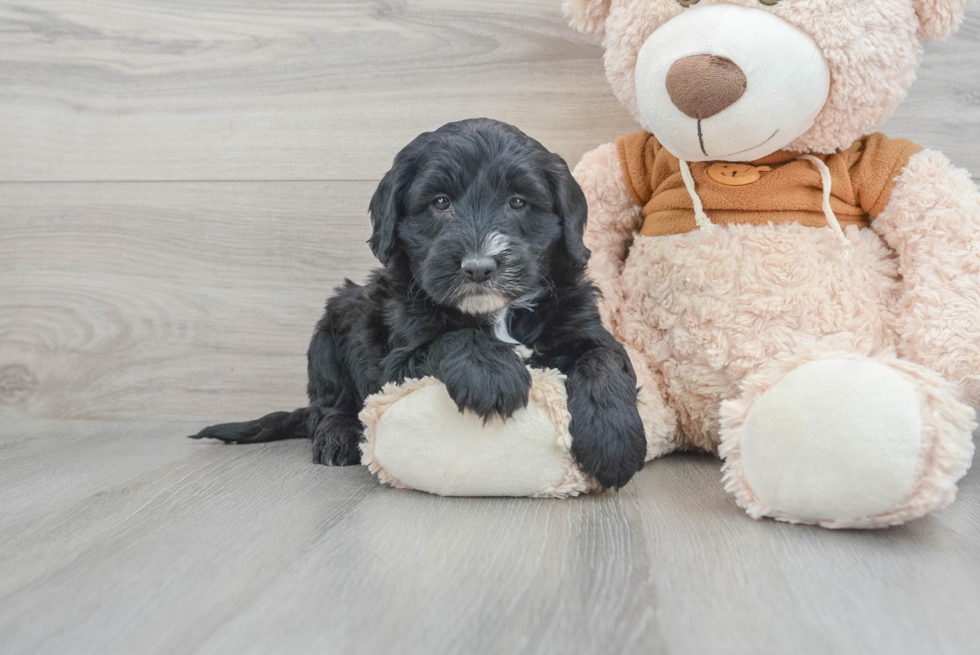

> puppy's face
[369,119,589,314]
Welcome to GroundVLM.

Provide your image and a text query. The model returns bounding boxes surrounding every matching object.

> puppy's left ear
[368,167,401,266]
[548,158,591,267]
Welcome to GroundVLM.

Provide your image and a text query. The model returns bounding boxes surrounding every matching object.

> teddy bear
[563,0,979,527]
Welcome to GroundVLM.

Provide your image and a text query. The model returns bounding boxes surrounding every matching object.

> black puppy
[191,118,646,489]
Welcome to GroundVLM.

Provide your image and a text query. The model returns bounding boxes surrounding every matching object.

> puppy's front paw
[312,434,362,466]
[567,370,646,490]
[440,346,532,422]
[311,413,363,467]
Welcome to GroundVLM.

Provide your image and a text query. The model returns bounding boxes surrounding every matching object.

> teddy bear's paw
[719,352,976,529]
[358,370,597,497]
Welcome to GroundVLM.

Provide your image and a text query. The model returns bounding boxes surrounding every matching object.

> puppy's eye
[758,0,782,4]
[432,196,451,212]
[677,0,700,6]
[508,197,526,211]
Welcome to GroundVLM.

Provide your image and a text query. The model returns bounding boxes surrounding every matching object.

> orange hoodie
[616,131,922,238]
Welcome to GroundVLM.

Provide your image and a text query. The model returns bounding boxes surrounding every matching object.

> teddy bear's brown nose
[665,55,747,120]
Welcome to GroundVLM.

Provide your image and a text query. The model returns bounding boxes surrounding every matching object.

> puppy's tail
[189,407,310,444]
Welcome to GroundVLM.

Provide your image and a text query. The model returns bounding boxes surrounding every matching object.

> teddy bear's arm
[872,149,980,404]
[572,143,679,459]
[572,142,645,333]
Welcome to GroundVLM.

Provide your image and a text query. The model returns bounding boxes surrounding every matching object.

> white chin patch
[457,293,508,315]
[635,4,830,162]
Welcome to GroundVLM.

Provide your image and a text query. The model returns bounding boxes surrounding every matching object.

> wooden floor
[2,2,980,653]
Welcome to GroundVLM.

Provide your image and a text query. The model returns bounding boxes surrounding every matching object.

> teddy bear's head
[564,0,968,161]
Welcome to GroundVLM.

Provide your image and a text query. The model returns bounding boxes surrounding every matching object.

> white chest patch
[493,308,533,361]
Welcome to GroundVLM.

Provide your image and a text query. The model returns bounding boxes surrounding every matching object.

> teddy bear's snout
[665,54,747,120]
[633,4,831,162]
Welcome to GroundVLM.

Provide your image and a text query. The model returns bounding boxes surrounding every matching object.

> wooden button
[707,162,772,186]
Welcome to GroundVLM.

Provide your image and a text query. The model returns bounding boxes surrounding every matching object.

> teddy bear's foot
[719,347,975,528]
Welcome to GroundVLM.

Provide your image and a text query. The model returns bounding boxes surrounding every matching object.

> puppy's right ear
[563,0,612,35]
[368,167,400,266]
[547,156,591,268]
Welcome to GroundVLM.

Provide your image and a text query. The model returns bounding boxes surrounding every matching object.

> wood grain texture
[0,420,978,655]
[0,182,376,421]
[2,1,980,654]
[880,10,980,174]
[0,0,637,182]
[2,2,979,182]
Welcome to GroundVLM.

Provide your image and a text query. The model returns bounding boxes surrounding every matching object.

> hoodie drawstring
[679,159,717,234]
[677,156,852,259]
[796,155,852,259]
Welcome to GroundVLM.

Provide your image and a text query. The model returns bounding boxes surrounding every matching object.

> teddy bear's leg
[719,345,976,528]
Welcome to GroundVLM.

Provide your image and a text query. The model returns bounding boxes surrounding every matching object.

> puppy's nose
[461,257,496,283]
[665,55,747,120]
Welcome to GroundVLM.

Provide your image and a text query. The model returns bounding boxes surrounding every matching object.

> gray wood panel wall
[2,3,980,654]
[2,1,978,424]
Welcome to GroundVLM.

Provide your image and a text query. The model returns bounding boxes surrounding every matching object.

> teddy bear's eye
[759,0,783,5]
[677,0,700,6]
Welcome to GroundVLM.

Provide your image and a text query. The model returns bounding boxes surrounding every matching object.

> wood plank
[0,420,379,655]
[0,0,637,182]
[2,3,978,182]
[0,420,977,655]
[0,181,377,422]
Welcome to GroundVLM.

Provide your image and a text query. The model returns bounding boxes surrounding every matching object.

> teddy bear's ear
[914,0,968,40]
[562,0,613,34]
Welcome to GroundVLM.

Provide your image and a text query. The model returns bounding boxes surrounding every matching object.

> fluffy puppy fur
[190,118,646,489]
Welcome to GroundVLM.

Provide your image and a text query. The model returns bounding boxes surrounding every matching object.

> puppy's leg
[564,345,646,490]
[306,312,370,467]
[308,401,363,466]
[426,329,532,422]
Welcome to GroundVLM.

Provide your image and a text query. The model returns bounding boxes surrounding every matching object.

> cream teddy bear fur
[566,0,978,527]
